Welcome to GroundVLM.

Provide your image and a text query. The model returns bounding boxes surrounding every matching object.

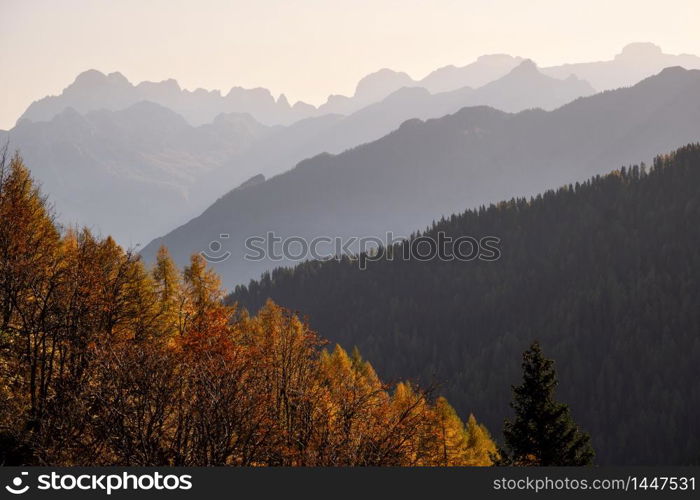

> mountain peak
[235,173,266,191]
[292,100,315,113]
[277,93,291,108]
[476,54,524,65]
[616,42,663,60]
[109,100,190,127]
[649,66,693,84]
[106,71,130,85]
[508,59,540,76]
[70,69,132,89]
[72,69,109,86]
[137,78,181,93]
[354,69,414,100]
[632,66,693,89]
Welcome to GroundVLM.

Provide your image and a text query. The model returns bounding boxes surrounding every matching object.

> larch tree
[0,152,498,467]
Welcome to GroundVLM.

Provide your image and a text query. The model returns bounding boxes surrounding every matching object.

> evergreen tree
[497,342,594,466]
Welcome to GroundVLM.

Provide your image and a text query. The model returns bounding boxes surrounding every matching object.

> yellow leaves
[414,398,498,466]
[183,254,223,306]
[463,413,498,466]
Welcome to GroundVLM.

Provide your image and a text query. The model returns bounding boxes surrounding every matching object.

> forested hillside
[231,144,700,465]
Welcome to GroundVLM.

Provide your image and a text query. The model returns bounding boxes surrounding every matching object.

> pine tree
[497,341,594,466]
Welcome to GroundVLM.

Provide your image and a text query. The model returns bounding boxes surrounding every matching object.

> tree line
[0,151,500,466]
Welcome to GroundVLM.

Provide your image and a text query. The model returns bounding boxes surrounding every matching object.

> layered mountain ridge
[16,43,700,130]
[3,60,595,245]
[140,67,700,286]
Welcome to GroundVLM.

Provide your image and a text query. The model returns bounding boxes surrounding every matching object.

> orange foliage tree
[0,152,495,466]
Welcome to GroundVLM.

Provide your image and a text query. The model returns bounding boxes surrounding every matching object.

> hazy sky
[2,0,699,129]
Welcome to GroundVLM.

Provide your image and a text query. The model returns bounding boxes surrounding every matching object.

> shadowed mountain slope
[141,67,700,286]
[230,144,700,465]
[5,63,593,246]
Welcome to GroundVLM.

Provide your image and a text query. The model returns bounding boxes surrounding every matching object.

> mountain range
[542,42,700,91]
[140,67,700,286]
[16,43,700,129]
[5,39,700,466]
[5,42,700,250]
[1,104,272,244]
[2,61,593,244]
[15,53,525,127]
[19,69,314,128]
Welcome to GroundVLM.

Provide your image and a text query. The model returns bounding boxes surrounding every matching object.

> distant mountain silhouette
[1,102,270,245]
[235,173,266,190]
[5,63,594,246]
[15,61,525,128]
[19,43,695,130]
[19,70,311,127]
[456,59,594,111]
[543,42,700,90]
[313,43,700,111]
[317,69,416,115]
[140,67,700,286]
[268,61,593,166]
[420,54,525,93]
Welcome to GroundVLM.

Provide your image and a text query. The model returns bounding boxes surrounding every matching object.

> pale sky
[1,0,699,130]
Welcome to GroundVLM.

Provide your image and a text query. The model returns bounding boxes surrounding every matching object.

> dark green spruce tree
[496,342,594,466]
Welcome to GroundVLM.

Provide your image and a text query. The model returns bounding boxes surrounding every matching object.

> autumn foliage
[0,152,495,466]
